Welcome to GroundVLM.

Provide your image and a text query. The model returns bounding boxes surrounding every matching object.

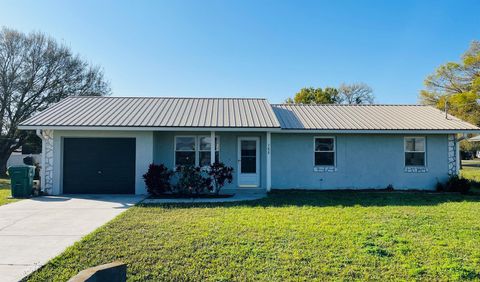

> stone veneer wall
[447,134,458,176]
[42,129,54,194]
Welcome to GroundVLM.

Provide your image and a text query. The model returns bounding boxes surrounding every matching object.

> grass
[0,177,17,206]
[461,159,480,184]
[27,190,480,281]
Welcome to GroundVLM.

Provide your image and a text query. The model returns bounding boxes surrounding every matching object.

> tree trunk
[0,154,9,177]
[0,143,17,177]
[0,134,24,177]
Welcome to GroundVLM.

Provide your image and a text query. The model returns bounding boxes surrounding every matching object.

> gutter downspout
[457,133,468,142]
[457,133,468,171]
[36,129,46,192]
[210,131,216,193]
[266,132,271,192]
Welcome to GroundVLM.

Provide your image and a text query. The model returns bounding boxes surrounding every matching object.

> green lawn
[462,159,480,184]
[0,178,17,206]
[27,190,480,281]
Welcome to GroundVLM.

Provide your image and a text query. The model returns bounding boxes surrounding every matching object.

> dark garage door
[63,138,136,194]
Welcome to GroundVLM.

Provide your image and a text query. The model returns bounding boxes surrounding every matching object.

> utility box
[8,165,35,198]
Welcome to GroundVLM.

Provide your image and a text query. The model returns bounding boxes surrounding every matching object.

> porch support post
[266,132,271,192]
[210,131,215,165]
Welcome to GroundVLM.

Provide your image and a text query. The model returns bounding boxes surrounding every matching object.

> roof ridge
[67,96,268,100]
[271,103,429,107]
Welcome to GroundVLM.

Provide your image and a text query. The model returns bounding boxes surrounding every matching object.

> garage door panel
[63,138,136,194]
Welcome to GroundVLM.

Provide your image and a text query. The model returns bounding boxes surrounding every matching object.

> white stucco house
[18,96,480,195]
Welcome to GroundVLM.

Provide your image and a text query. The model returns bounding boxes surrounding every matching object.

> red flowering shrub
[143,164,173,196]
[207,162,234,195]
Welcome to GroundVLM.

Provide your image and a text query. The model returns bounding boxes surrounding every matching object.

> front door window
[241,140,257,173]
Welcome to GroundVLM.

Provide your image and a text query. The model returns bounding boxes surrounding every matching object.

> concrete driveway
[0,195,144,282]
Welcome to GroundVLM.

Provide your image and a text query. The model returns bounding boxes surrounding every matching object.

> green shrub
[175,165,212,195]
[445,175,471,194]
[143,164,173,196]
[144,162,235,197]
[207,162,234,195]
[436,181,445,192]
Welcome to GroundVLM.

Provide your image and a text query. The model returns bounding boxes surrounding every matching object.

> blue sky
[1,1,479,104]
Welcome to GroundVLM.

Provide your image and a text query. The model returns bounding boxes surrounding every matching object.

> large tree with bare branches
[337,83,374,105]
[0,27,110,176]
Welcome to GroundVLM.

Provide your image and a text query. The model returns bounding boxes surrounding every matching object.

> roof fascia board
[18,125,282,132]
[18,125,480,134]
[274,129,480,134]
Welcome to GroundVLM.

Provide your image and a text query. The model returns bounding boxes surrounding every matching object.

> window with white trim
[314,137,335,166]
[199,136,219,166]
[175,136,196,166]
[175,136,220,167]
[404,137,426,166]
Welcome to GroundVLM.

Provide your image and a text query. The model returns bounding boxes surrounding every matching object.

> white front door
[237,137,260,187]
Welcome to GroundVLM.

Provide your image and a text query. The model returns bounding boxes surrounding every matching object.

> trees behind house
[338,83,374,105]
[0,27,111,176]
[419,40,480,153]
[286,83,374,105]
[419,41,480,127]
[286,87,340,104]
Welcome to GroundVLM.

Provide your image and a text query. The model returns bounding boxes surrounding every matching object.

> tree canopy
[286,87,339,104]
[420,41,480,126]
[286,83,374,105]
[0,27,111,175]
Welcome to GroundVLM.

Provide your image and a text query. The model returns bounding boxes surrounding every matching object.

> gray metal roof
[271,104,480,131]
[20,97,480,132]
[20,97,281,128]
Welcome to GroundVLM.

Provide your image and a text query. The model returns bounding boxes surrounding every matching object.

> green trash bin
[8,165,35,198]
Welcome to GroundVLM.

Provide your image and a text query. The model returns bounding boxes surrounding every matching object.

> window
[199,136,219,166]
[175,136,220,167]
[314,137,335,166]
[404,137,426,166]
[175,136,196,166]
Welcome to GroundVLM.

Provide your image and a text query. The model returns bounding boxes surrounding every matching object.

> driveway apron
[0,195,143,282]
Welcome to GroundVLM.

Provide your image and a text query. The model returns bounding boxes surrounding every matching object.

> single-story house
[18,96,480,195]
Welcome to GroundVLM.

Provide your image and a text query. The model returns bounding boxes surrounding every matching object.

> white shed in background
[6,150,42,168]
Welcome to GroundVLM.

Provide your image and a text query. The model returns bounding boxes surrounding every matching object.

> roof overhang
[18,125,282,132]
[275,129,480,134]
[18,125,480,134]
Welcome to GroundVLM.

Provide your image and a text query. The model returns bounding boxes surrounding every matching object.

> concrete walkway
[142,190,267,204]
[0,195,144,282]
